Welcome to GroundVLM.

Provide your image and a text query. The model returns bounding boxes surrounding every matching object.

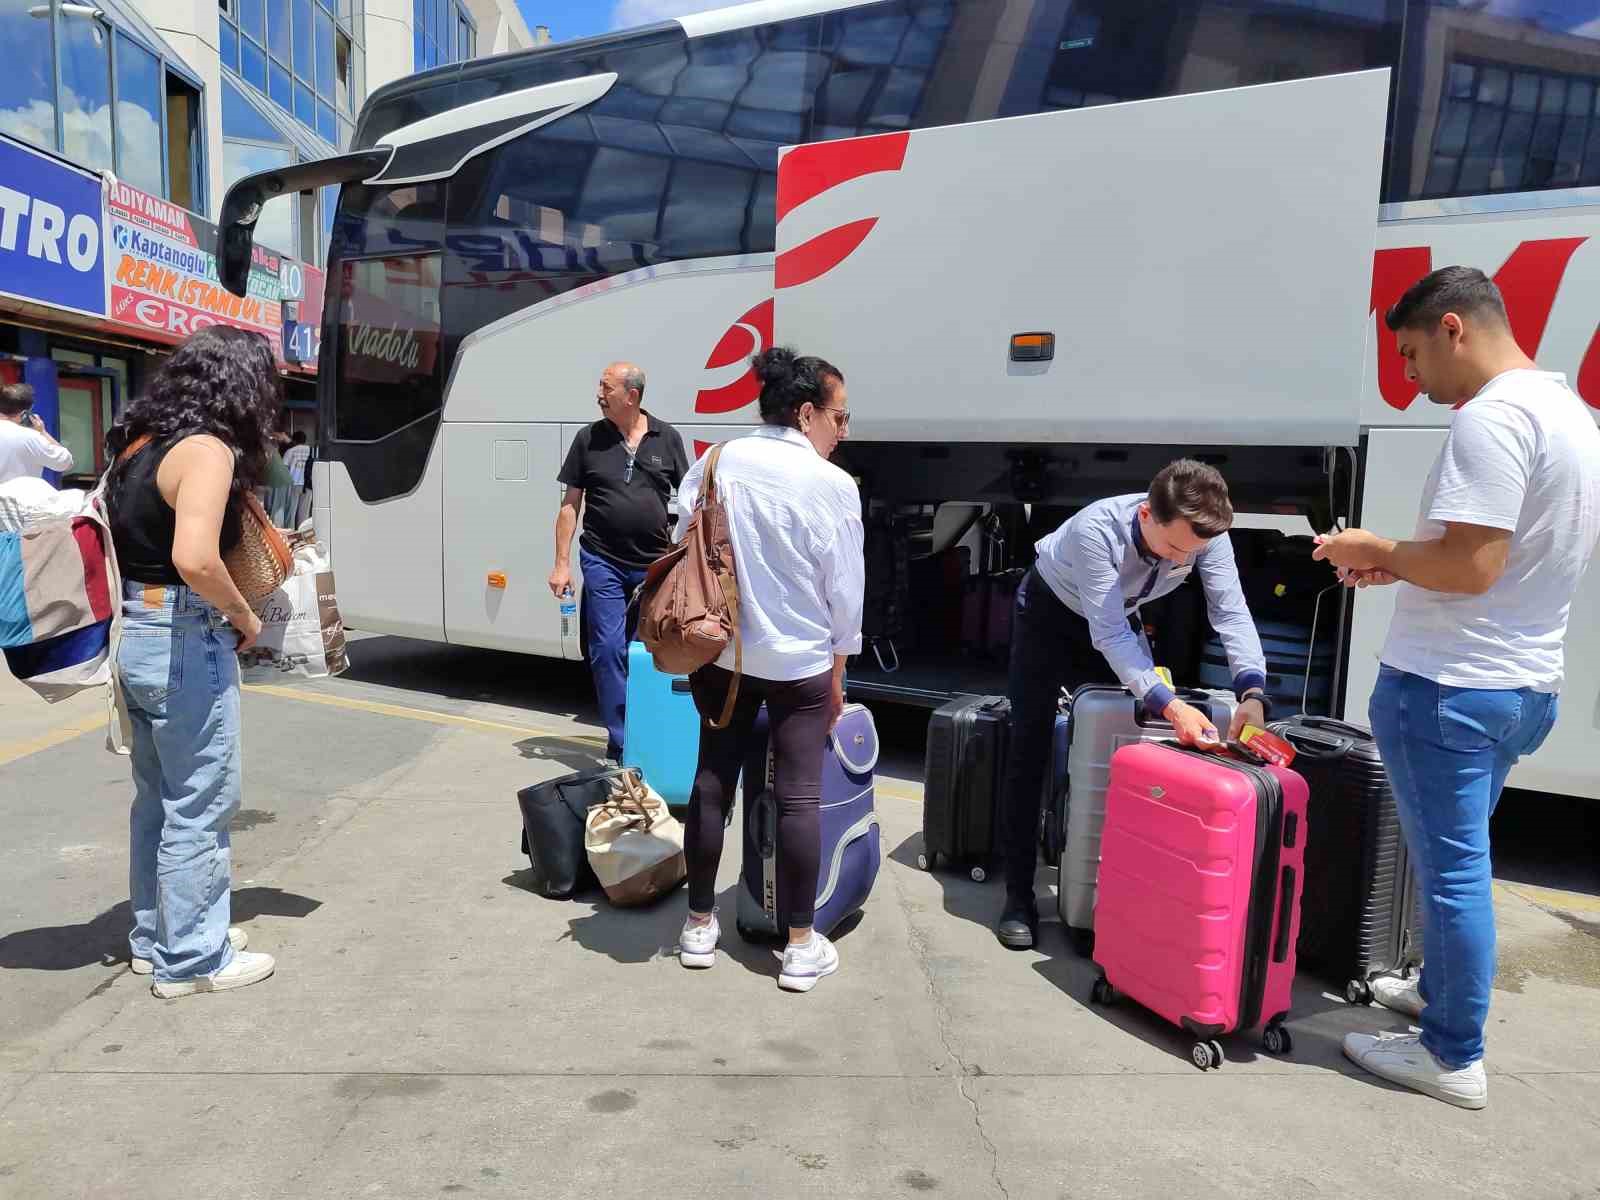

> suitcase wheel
[1262,1022,1293,1057]
[969,865,987,883]
[1345,978,1374,1007]
[1089,975,1113,1007]
[1192,1040,1224,1071]
[916,850,936,872]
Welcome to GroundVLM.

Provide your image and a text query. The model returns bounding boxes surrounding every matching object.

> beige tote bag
[584,770,687,906]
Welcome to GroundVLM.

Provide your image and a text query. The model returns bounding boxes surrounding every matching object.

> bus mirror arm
[218,147,394,296]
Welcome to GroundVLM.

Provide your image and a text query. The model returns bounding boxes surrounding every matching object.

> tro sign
[0,136,106,317]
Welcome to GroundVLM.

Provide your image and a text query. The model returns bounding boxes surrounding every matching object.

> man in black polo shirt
[549,362,690,762]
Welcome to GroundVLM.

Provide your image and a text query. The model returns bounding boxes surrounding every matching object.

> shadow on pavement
[339,635,596,717]
[513,736,609,774]
[0,886,323,972]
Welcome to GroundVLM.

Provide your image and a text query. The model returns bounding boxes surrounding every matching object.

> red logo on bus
[774,132,909,290]
[694,298,773,416]
[1372,238,1598,410]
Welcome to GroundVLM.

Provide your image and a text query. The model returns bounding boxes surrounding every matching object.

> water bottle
[559,586,576,638]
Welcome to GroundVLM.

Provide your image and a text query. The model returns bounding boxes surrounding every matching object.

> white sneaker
[679,912,720,969]
[1371,974,1425,1019]
[131,927,248,976]
[1342,1031,1487,1110]
[779,932,839,993]
[151,950,276,999]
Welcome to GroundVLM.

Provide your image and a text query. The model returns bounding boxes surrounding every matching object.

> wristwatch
[1239,687,1272,721]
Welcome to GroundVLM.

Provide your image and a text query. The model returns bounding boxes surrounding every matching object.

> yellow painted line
[0,711,107,768]
[1500,881,1600,918]
[242,684,606,751]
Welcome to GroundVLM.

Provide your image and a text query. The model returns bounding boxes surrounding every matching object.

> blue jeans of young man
[579,548,647,761]
[117,581,243,984]
[1369,665,1559,1068]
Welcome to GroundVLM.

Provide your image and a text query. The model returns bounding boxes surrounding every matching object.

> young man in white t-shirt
[1316,266,1600,1110]
[0,382,75,485]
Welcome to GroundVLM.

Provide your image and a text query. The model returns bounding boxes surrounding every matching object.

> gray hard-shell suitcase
[1268,715,1423,1002]
[1057,684,1237,956]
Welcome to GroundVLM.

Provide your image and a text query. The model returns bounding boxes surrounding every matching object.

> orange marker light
[487,572,508,590]
[1009,332,1055,362]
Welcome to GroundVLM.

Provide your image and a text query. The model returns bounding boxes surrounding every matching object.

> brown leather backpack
[636,443,741,728]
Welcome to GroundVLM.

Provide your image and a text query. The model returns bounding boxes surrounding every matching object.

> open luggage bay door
[772,70,1390,449]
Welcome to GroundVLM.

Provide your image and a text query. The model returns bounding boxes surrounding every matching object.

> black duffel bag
[516,767,636,899]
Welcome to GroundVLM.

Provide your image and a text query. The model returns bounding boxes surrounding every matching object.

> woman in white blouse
[674,347,865,992]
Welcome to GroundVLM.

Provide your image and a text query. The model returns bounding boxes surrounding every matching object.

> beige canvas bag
[583,769,687,906]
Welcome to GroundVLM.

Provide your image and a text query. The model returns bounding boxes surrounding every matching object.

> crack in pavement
[890,863,1011,1200]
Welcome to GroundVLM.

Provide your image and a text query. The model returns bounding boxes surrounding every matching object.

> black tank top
[109,437,244,585]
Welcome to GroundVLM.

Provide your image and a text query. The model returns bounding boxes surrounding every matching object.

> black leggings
[686,665,832,928]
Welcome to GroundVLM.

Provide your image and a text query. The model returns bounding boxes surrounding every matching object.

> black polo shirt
[558,413,690,570]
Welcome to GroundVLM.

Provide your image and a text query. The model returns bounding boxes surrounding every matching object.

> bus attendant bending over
[675,347,864,994]
[996,460,1271,950]
[549,362,689,762]
[1317,267,1600,1110]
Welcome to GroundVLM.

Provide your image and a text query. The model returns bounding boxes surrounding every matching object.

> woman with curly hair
[106,326,281,998]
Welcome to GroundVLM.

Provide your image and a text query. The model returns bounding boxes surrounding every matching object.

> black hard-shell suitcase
[1268,715,1423,1002]
[920,695,1009,882]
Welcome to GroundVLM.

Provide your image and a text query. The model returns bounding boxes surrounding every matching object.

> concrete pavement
[2,639,1598,1199]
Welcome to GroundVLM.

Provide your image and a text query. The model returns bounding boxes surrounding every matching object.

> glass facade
[220,0,369,263]
[415,0,474,72]
[0,0,206,207]
[221,0,360,146]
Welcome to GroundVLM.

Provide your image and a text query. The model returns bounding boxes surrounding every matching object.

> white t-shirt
[1381,369,1600,691]
[0,419,75,485]
[284,444,311,486]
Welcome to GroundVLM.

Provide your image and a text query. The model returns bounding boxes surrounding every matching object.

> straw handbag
[223,489,293,603]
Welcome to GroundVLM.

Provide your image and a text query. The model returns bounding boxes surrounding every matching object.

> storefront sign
[104,179,288,358]
[0,137,107,317]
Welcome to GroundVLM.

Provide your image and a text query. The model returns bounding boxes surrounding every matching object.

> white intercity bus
[219,0,1600,800]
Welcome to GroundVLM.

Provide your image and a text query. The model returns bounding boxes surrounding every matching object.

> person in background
[675,347,863,993]
[0,382,75,485]
[105,326,281,999]
[260,432,295,528]
[548,362,689,762]
[994,460,1271,951]
[283,431,311,529]
[1317,266,1600,1110]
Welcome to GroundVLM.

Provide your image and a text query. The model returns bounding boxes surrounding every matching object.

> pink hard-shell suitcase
[1088,741,1308,1070]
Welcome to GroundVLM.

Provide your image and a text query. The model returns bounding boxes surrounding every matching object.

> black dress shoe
[995,897,1038,950]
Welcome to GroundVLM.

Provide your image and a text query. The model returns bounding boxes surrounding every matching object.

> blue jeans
[579,549,647,761]
[117,581,243,983]
[1369,665,1558,1067]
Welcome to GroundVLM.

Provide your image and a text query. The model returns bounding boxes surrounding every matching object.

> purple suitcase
[736,702,882,941]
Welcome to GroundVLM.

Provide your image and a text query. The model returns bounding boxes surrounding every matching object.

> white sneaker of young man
[131,927,248,975]
[1370,974,1425,1019]
[778,932,839,993]
[1342,1031,1487,1110]
[151,951,276,1000]
[679,912,720,969]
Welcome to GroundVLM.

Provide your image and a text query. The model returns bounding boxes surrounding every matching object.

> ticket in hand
[1235,724,1296,768]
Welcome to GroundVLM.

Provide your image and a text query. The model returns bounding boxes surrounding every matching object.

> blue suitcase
[736,702,882,942]
[621,642,701,810]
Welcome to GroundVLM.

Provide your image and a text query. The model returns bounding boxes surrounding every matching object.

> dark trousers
[579,548,648,761]
[1000,567,1120,901]
[685,665,832,929]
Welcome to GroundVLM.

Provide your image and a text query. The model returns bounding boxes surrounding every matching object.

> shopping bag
[584,770,687,907]
[237,533,349,682]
